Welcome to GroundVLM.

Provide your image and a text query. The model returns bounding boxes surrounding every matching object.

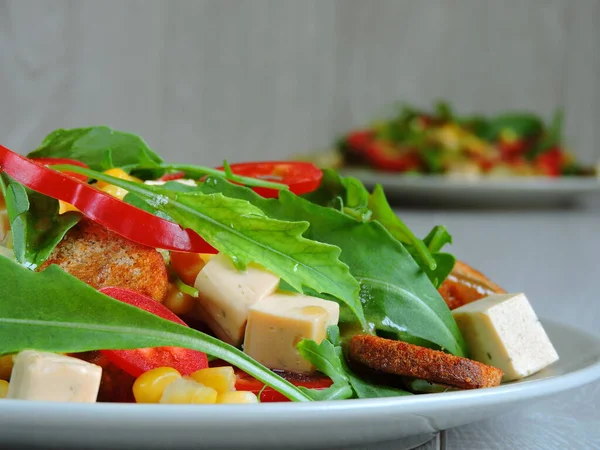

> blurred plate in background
[340,168,600,208]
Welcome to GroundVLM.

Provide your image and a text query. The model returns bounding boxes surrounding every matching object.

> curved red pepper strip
[0,144,215,253]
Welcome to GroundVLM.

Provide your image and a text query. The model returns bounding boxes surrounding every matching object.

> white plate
[339,169,600,207]
[1,319,599,450]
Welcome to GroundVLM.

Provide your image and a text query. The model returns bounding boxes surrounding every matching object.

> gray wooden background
[1,0,599,167]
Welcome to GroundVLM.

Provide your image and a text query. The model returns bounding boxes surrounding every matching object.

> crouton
[40,220,168,301]
[348,334,503,390]
[438,260,506,310]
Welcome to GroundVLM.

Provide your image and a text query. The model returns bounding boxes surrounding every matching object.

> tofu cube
[452,293,559,381]
[194,253,280,346]
[7,350,102,402]
[243,291,340,373]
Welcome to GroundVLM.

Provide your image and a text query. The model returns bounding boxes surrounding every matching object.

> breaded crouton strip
[438,260,506,310]
[349,335,503,390]
[40,220,168,301]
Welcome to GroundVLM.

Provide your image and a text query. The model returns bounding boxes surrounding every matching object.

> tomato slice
[159,171,186,182]
[233,368,332,402]
[29,157,90,182]
[0,144,214,253]
[99,287,209,377]
[218,162,323,198]
[364,142,422,172]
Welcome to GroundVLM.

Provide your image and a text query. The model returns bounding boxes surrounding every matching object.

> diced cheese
[243,291,340,373]
[452,293,559,381]
[7,350,102,402]
[193,253,280,346]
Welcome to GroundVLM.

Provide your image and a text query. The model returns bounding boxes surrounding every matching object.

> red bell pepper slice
[29,157,90,182]
[99,287,209,377]
[0,144,214,253]
[218,161,323,198]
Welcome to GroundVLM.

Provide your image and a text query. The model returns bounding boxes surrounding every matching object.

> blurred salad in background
[319,102,596,178]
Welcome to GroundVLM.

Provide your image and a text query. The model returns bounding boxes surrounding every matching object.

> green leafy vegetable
[368,183,436,271]
[51,166,366,329]
[530,109,564,159]
[0,174,80,270]
[477,113,543,141]
[198,177,467,356]
[27,126,163,171]
[0,255,311,402]
[306,171,453,286]
[297,327,411,400]
[296,337,353,400]
[409,225,456,288]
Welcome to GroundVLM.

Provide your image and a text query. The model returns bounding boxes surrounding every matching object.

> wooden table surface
[341,200,600,450]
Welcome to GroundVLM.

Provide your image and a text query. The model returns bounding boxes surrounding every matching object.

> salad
[326,102,595,178]
[0,126,559,404]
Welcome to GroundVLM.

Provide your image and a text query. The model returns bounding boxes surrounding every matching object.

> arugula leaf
[27,127,163,171]
[297,327,411,400]
[306,172,450,286]
[53,166,366,329]
[296,338,353,400]
[0,255,311,402]
[411,225,456,288]
[368,184,436,271]
[0,174,80,270]
[199,178,467,356]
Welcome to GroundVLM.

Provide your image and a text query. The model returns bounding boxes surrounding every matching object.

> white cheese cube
[7,350,102,402]
[194,253,280,346]
[452,293,559,381]
[243,291,340,373]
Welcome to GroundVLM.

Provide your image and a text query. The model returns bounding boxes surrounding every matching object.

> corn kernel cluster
[0,380,9,398]
[59,168,141,214]
[133,366,258,405]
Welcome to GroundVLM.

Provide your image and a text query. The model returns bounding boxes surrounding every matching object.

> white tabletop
[339,200,600,450]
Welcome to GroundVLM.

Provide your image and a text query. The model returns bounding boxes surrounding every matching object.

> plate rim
[339,168,600,193]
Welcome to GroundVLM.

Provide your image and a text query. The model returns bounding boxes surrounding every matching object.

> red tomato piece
[30,157,90,182]
[219,161,323,198]
[99,287,209,377]
[346,130,374,152]
[233,368,332,402]
[535,148,562,177]
[159,171,186,182]
[364,142,422,172]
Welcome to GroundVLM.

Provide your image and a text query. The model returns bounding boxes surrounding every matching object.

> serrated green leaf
[56,167,365,329]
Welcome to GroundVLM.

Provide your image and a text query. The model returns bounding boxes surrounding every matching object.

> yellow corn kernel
[58,201,80,215]
[190,366,236,394]
[162,284,196,315]
[96,168,140,189]
[159,378,218,404]
[133,367,181,403]
[100,183,129,200]
[0,380,9,398]
[217,391,259,404]
[199,253,216,263]
[0,355,14,381]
